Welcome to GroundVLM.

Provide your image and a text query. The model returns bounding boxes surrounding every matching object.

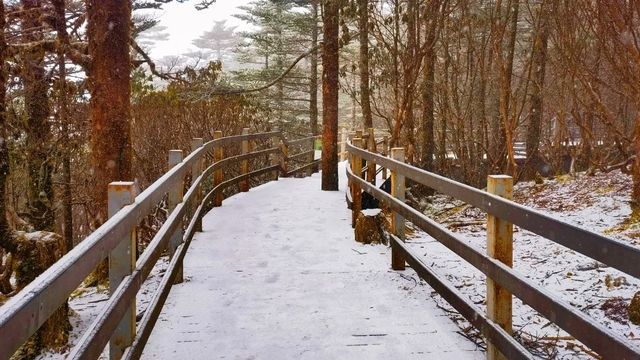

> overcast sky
[144,0,253,59]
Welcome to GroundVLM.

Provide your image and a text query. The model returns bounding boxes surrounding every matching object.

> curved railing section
[0,129,320,360]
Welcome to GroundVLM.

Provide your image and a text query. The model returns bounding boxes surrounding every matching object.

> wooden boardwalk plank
[142,165,483,360]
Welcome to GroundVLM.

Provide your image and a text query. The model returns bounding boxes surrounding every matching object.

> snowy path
[141,165,483,359]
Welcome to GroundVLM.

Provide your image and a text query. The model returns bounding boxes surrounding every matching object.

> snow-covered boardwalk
[141,167,483,359]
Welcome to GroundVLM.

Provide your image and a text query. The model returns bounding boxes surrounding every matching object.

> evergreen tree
[233,0,315,133]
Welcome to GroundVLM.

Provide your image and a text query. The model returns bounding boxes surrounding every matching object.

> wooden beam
[486,175,514,360]
[391,147,406,270]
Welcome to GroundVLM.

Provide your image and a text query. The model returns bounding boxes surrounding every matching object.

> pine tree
[233,0,315,132]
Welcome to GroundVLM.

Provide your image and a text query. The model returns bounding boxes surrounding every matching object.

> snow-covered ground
[141,165,483,359]
[408,170,640,358]
[35,258,170,360]
[33,164,634,359]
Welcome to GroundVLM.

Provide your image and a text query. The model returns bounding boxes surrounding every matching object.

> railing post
[340,129,347,161]
[355,130,364,176]
[280,138,289,177]
[271,131,280,181]
[351,138,363,228]
[240,128,250,192]
[382,136,389,180]
[307,134,314,177]
[191,138,204,232]
[486,175,514,360]
[213,131,224,207]
[391,147,406,271]
[367,128,376,183]
[168,150,184,284]
[108,182,136,360]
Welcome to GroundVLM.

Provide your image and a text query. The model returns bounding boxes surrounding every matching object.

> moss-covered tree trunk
[21,0,54,232]
[10,232,70,360]
[0,4,69,358]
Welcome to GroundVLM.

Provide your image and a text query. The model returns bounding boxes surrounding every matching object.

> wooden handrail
[0,131,284,359]
[346,141,640,359]
[68,146,282,359]
[285,135,316,146]
[285,159,321,177]
[287,149,314,161]
[0,124,321,359]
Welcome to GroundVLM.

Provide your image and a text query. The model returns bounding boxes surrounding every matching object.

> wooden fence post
[486,175,514,360]
[271,131,280,181]
[367,128,376,184]
[382,136,389,180]
[191,138,204,232]
[340,129,347,161]
[351,138,363,228]
[391,147,406,270]
[280,138,289,177]
[307,134,314,177]
[240,128,250,192]
[168,150,184,284]
[213,131,224,207]
[108,182,136,360]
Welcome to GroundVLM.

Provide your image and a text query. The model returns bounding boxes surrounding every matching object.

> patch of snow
[362,208,382,216]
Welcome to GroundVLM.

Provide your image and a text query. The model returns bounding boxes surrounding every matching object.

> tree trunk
[403,0,418,163]
[310,1,319,136]
[421,0,442,172]
[87,0,133,282]
[87,0,133,222]
[321,0,339,191]
[0,0,10,250]
[634,110,640,204]
[1,6,70,355]
[421,48,436,172]
[503,0,519,177]
[493,0,519,175]
[53,0,73,252]
[523,0,549,180]
[358,0,373,129]
[22,0,54,232]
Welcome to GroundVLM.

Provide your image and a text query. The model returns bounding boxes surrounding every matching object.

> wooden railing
[0,129,319,360]
[339,128,388,162]
[346,137,640,360]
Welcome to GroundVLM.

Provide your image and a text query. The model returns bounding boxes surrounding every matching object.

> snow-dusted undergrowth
[408,170,639,358]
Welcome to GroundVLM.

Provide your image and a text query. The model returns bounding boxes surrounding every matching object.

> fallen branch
[604,155,635,174]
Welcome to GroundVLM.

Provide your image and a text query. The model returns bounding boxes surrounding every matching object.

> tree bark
[310,1,319,136]
[321,0,339,191]
[421,0,443,172]
[22,0,54,232]
[87,0,133,222]
[358,0,373,129]
[53,0,73,252]
[493,0,519,175]
[523,0,549,180]
[87,0,132,283]
[0,0,11,252]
